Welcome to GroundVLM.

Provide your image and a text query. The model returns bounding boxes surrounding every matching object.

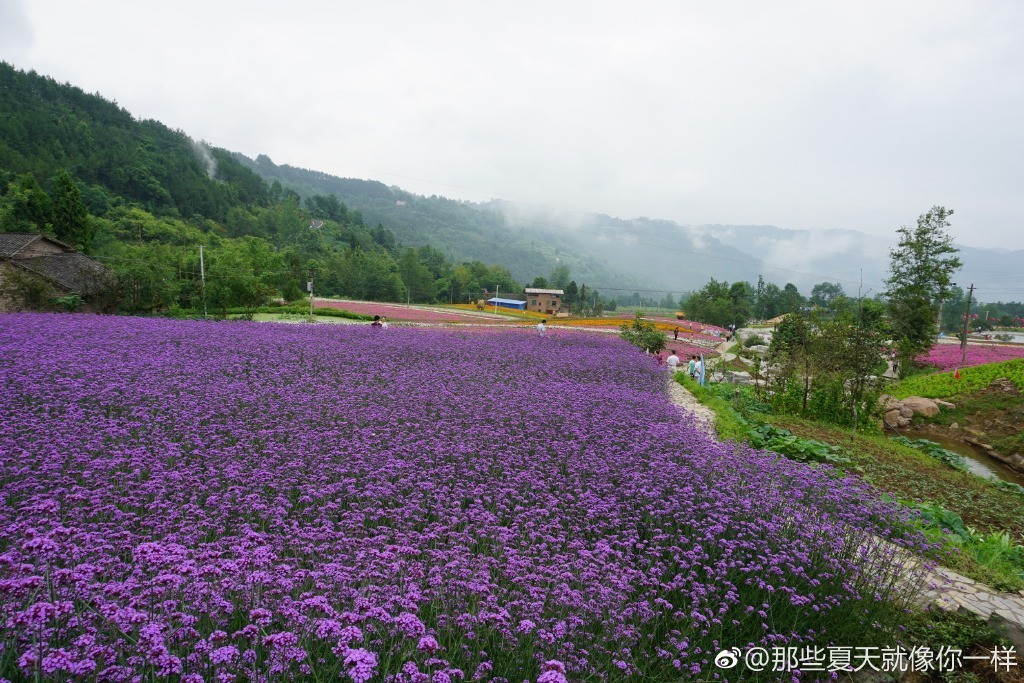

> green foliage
[906,501,1024,591]
[747,423,853,467]
[885,206,963,373]
[892,436,970,473]
[53,293,84,312]
[685,277,753,327]
[0,62,532,315]
[899,608,1012,659]
[766,304,887,430]
[0,172,52,232]
[809,281,844,308]
[619,312,666,353]
[743,334,765,347]
[52,168,94,252]
[890,358,1024,398]
[676,374,751,442]
[0,268,55,311]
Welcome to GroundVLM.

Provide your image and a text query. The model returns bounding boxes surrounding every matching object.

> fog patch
[190,139,218,179]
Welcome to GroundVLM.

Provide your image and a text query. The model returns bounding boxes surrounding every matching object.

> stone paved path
[663,354,1024,648]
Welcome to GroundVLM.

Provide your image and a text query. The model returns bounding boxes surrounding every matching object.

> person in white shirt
[537,319,547,336]
[666,350,680,373]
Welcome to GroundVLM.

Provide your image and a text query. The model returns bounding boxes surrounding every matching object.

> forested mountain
[3,61,1017,317]
[0,63,527,312]
[232,153,641,290]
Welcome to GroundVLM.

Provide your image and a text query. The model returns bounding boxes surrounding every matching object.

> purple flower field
[0,314,925,682]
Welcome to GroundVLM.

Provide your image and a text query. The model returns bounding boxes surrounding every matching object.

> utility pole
[199,245,207,318]
[960,284,975,366]
[308,275,314,321]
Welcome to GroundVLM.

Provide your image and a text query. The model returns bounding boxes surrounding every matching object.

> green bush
[747,423,853,468]
[906,500,1024,592]
[892,436,970,473]
[743,334,765,347]
[619,312,666,354]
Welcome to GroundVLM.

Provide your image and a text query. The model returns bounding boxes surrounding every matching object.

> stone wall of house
[0,261,59,313]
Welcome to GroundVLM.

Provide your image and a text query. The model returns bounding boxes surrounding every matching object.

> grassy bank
[675,373,1024,593]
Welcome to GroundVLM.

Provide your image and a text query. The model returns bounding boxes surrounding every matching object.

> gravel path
[665,375,717,437]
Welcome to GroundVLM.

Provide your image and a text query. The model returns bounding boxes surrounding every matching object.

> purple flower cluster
[0,314,924,681]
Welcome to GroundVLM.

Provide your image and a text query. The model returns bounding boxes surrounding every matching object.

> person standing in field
[688,355,697,379]
[371,315,383,328]
[537,319,547,336]
[380,316,389,329]
[673,326,679,340]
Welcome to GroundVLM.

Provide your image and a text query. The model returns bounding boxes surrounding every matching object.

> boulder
[902,396,940,418]
[935,399,956,410]
[899,406,914,419]
[724,371,754,386]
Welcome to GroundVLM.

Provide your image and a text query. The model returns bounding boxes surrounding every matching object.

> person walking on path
[673,326,679,341]
[666,350,681,374]
[537,319,547,336]
[687,355,697,379]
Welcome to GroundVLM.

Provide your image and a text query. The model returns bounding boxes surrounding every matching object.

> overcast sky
[2,0,1022,250]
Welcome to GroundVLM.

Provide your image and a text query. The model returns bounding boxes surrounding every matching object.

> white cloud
[2,0,1022,249]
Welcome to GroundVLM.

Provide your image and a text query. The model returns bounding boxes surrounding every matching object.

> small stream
[896,429,1024,487]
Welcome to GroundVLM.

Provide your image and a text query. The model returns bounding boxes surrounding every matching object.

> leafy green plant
[891,436,970,473]
[747,423,853,467]
[53,293,84,312]
[905,501,1024,591]
[619,311,666,353]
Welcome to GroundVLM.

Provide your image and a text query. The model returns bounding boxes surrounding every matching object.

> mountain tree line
[0,62,531,314]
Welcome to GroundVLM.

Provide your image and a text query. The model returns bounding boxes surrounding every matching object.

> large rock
[723,371,754,386]
[902,396,940,418]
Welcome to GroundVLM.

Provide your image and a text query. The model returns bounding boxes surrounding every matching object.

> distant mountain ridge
[239,154,1021,300]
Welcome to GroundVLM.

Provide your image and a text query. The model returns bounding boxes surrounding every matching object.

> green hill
[0,62,530,313]
[232,152,641,290]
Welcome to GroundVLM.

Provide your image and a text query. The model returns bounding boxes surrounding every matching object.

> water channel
[897,429,1024,487]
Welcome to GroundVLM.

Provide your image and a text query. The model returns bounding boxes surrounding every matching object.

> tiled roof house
[0,233,114,312]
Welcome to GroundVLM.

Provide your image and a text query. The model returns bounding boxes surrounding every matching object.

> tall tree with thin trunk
[884,206,962,375]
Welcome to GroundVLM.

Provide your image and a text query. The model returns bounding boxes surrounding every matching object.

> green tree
[0,173,52,233]
[620,311,666,353]
[52,169,94,252]
[398,248,435,303]
[755,281,783,320]
[809,282,845,309]
[779,283,805,314]
[884,206,962,374]
[548,264,570,290]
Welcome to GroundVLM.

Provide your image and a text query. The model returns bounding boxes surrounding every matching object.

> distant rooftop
[525,288,564,295]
